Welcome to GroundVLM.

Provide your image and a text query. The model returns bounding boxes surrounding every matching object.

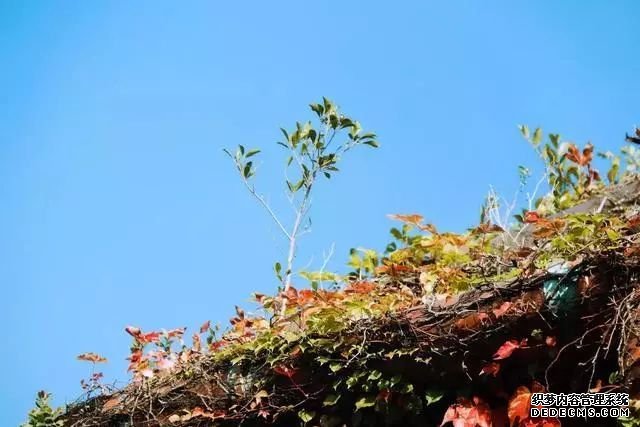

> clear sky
[1,1,638,424]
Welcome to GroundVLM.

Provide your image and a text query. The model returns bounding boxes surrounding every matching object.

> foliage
[56,121,640,426]
[76,352,110,396]
[224,97,378,302]
[22,391,64,427]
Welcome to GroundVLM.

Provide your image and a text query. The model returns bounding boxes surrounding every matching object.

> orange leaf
[627,214,640,229]
[387,213,424,226]
[473,223,505,234]
[455,313,489,330]
[566,143,593,166]
[346,281,377,294]
[492,302,512,318]
[493,340,520,360]
[280,287,298,305]
[624,245,640,257]
[532,218,565,239]
[297,289,316,305]
[76,352,108,363]
[508,386,531,426]
[192,333,201,352]
[565,144,581,165]
[582,143,594,166]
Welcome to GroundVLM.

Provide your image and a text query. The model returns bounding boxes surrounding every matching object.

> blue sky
[1,1,638,424]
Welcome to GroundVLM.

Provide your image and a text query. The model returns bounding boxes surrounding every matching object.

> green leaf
[243,161,253,178]
[425,389,444,405]
[280,128,290,142]
[368,370,382,381]
[298,409,315,423]
[274,262,282,281]
[606,228,620,241]
[532,127,542,146]
[238,145,245,155]
[323,394,340,407]
[609,371,621,384]
[245,149,261,158]
[518,125,530,139]
[329,363,343,373]
[310,103,324,116]
[363,140,379,148]
[607,162,620,184]
[390,375,402,387]
[230,355,245,365]
[355,395,376,410]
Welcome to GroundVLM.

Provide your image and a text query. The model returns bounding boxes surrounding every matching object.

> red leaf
[235,305,245,319]
[530,381,545,393]
[199,320,211,334]
[523,211,541,224]
[273,364,298,378]
[493,340,521,360]
[139,331,161,344]
[589,379,603,393]
[253,292,267,303]
[522,418,561,427]
[209,340,226,352]
[479,362,501,377]
[377,388,392,403]
[125,326,141,337]
[440,397,492,427]
[166,327,186,339]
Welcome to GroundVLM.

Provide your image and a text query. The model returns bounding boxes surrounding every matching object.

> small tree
[225,98,378,307]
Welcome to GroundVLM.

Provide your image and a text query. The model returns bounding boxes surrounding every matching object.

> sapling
[224,98,378,313]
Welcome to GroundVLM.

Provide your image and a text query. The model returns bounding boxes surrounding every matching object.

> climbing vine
[32,121,640,426]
